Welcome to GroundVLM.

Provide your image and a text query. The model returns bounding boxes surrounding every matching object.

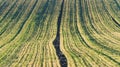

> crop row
[0,0,120,67]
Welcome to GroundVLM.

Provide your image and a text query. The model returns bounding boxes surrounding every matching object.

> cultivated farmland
[0,0,120,67]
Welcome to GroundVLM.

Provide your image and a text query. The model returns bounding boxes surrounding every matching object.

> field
[0,0,120,67]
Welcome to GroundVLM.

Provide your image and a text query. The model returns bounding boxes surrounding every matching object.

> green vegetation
[0,0,120,67]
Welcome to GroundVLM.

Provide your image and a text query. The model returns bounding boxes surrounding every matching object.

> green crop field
[0,0,120,67]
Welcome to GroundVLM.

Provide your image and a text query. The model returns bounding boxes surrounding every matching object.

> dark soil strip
[53,0,67,67]
[112,17,120,26]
